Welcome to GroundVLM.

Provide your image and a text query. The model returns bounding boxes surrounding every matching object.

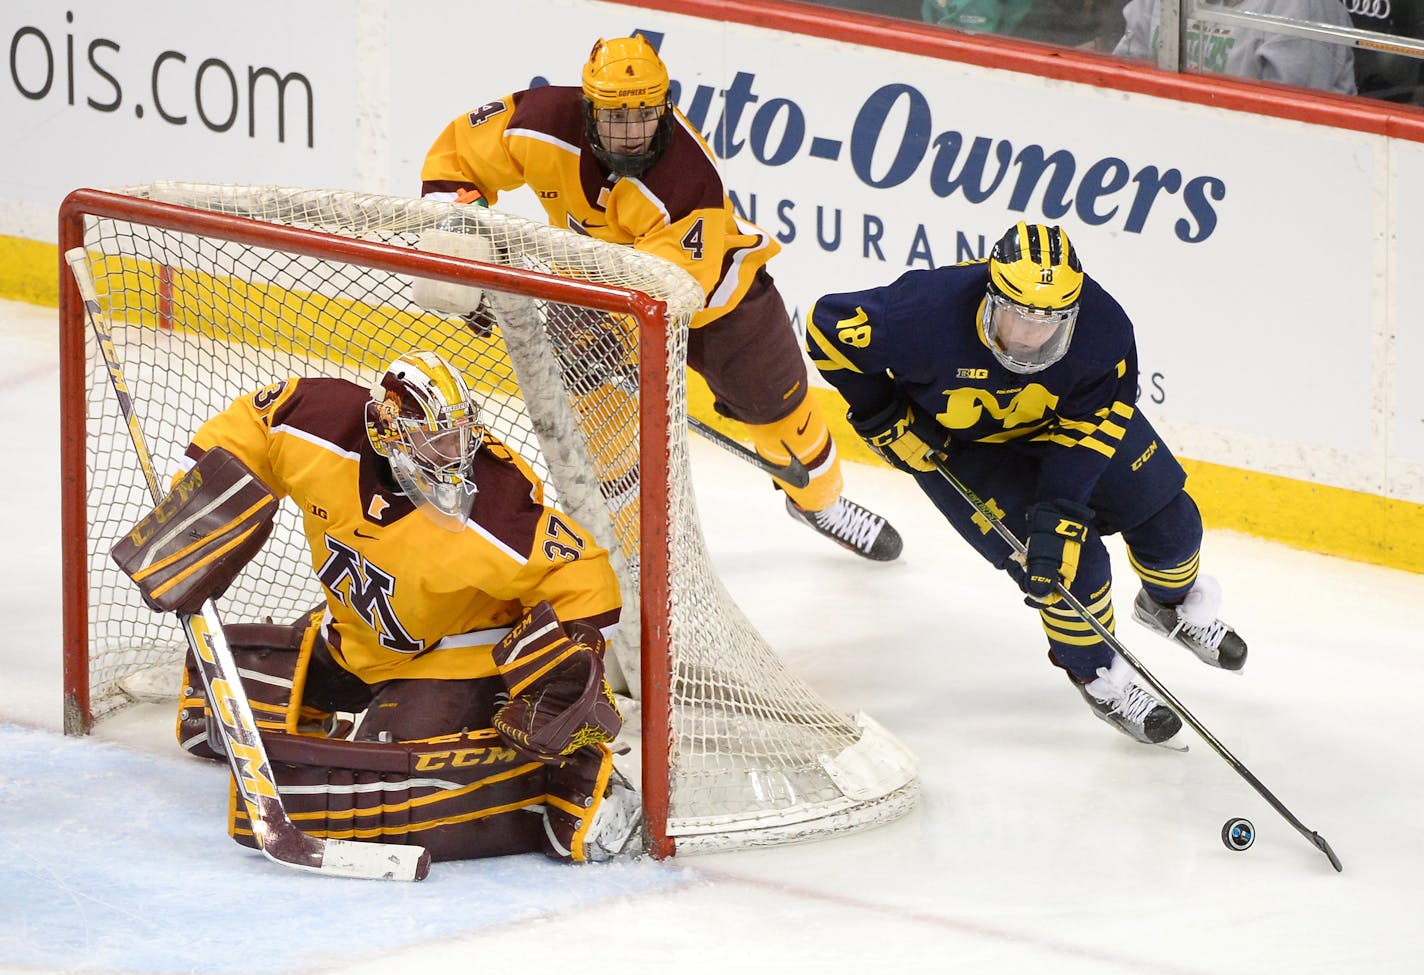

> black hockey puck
[1221,817,1255,852]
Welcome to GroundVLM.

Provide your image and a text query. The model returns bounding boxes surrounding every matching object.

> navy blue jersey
[807,260,1139,505]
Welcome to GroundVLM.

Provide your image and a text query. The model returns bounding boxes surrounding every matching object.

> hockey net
[58,182,917,856]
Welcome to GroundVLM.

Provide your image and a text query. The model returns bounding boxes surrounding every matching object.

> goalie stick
[66,247,431,882]
[930,456,1344,873]
[688,416,810,488]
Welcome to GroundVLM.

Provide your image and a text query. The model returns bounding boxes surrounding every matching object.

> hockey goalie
[110,348,642,864]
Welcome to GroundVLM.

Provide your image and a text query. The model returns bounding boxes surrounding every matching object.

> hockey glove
[848,398,950,474]
[1022,499,1094,607]
[111,447,277,616]
[490,602,622,763]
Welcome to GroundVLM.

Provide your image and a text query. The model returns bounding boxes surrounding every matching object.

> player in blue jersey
[806,221,1247,746]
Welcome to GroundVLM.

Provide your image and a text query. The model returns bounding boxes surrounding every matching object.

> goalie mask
[581,36,674,178]
[365,351,484,531]
[980,221,1083,375]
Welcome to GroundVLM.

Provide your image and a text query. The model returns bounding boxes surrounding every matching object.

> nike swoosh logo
[354,528,378,539]
[796,413,812,436]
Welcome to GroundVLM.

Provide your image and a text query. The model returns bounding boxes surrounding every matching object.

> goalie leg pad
[226,729,549,862]
[176,607,329,760]
[351,676,503,743]
[489,602,622,763]
[111,446,277,615]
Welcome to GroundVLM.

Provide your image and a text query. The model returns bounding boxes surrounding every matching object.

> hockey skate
[1074,655,1183,747]
[785,496,903,561]
[583,765,644,861]
[1132,576,1247,671]
[543,748,644,862]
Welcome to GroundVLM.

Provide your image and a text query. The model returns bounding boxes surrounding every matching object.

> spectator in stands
[923,0,1125,50]
[1114,0,1357,95]
[798,0,925,17]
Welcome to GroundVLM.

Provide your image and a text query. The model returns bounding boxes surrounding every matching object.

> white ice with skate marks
[0,723,688,974]
[4,295,1424,974]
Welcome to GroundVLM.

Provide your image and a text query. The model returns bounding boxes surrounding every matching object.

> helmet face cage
[365,351,483,531]
[581,36,673,177]
[983,222,1084,374]
[980,294,1078,375]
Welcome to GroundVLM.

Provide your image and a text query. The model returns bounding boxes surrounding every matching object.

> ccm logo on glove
[1022,500,1093,606]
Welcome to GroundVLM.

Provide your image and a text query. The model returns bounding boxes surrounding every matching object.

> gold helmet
[365,350,484,531]
[981,222,1084,374]
[581,36,673,177]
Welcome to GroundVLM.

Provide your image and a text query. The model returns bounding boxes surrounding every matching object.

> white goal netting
[61,181,918,853]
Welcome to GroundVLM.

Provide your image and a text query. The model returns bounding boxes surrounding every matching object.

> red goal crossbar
[57,188,677,857]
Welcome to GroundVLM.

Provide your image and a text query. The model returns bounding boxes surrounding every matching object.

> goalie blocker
[110,446,277,615]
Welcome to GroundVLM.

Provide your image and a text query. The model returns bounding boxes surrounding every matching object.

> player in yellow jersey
[114,350,640,863]
[419,35,902,561]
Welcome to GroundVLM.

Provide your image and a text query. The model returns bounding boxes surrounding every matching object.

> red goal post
[58,183,918,858]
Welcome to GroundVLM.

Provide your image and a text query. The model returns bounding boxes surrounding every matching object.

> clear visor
[387,417,479,532]
[593,104,664,156]
[981,293,1078,374]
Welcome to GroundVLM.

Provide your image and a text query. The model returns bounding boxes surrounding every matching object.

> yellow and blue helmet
[981,222,1083,374]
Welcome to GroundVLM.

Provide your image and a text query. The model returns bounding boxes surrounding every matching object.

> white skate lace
[1170,616,1230,651]
[1112,683,1161,726]
[586,776,641,860]
[811,499,885,552]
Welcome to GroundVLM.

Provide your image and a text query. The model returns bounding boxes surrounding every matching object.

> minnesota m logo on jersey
[317,536,422,654]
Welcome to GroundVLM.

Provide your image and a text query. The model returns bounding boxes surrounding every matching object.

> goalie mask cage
[58,183,918,857]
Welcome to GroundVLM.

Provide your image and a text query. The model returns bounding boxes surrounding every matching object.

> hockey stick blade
[67,246,431,881]
[929,456,1343,873]
[256,794,431,880]
[1309,830,1343,872]
[184,607,431,882]
[688,416,810,488]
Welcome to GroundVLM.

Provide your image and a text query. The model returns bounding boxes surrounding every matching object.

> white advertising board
[389,0,1387,480]
[1391,139,1424,486]
[0,1,357,238]
[2,0,1421,505]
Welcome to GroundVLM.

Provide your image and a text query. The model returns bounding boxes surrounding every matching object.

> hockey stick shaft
[66,248,429,881]
[930,456,1342,872]
[688,416,810,488]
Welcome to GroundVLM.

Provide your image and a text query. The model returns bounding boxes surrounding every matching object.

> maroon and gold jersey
[420,85,778,328]
[182,376,621,684]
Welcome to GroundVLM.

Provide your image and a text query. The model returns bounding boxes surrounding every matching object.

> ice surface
[3,297,1421,975]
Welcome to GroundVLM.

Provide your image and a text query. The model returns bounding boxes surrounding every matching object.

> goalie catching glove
[110,447,277,615]
[849,397,952,474]
[1021,499,1094,607]
[490,601,622,763]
